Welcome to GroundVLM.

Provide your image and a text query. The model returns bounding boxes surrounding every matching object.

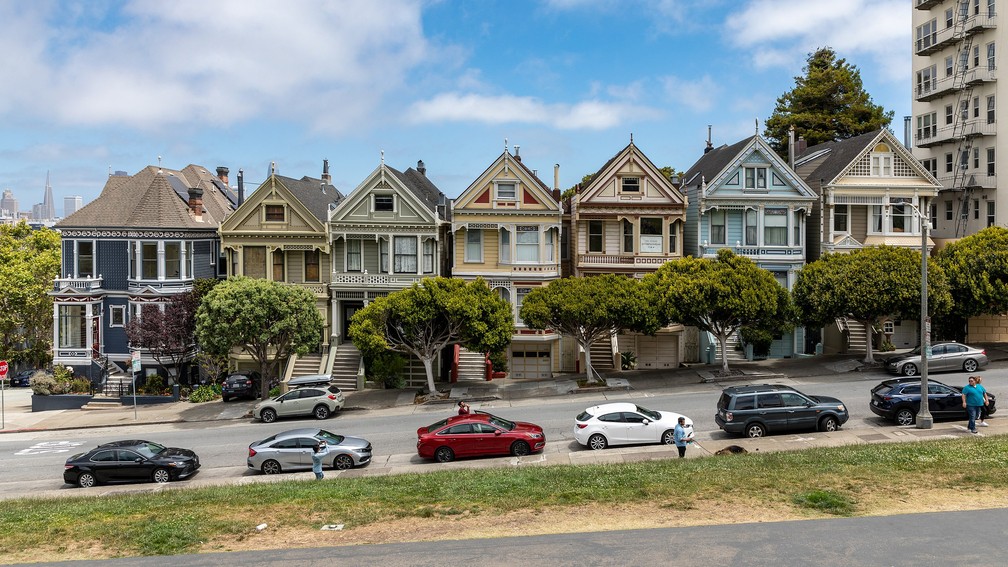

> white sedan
[574,402,694,450]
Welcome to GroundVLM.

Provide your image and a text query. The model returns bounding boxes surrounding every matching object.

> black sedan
[870,378,997,426]
[63,440,200,488]
[8,369,37,387]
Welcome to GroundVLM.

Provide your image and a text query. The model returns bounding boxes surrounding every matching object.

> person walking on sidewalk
[961,376,986,434]
[311,441,329,480]
[975,375,991,427]
[673,416,693,458]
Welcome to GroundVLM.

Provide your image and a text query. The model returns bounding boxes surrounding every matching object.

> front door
[342,303,363,343]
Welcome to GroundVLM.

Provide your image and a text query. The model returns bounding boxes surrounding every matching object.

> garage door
[636,335,679,369]
[511,348,553,379]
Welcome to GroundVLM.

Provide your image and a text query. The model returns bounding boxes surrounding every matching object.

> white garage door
[511,348,553,379]
[636,335,679,369]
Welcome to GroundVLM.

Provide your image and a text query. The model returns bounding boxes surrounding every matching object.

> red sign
[0,360,8,379]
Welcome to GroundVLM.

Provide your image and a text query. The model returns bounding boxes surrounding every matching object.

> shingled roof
[794,130,883,186]
[389,165,451,222]
[55,164,238,230]
[682,136,755,187]
[273,174,343,222]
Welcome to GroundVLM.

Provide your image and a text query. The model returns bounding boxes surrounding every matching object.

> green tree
[934,226,1008,318]
[764,47,894,158]
[793,246,952,363]
[349,277,513,394]
[0,221,60,368]
[643,249,791,373]
[126,290,199,383]
[195,276,324,399]
[520,275,648,384]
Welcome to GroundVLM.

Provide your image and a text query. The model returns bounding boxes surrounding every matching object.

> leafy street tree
[520,275,648,384]
[0,221,60,368]
[349,277,513,394]
[643,249,792,374]
[764,47,894,158]
[934,226,1008,318]
[195,276,324,399]
[793,246,952,364]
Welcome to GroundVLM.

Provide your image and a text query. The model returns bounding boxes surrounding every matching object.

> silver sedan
[247,428,372,474]
[885,342,989,377]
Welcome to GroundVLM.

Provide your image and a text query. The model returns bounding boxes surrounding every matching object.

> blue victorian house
[682,134,817,358]
[50,164,237,383]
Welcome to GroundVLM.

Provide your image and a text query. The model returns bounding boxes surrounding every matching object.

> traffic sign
[131,351,141,373]
[0,360,8,380]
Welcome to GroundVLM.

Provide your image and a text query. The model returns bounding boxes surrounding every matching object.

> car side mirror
[642,419,650,425]
[494,430,502,436]
[135,458,143,463]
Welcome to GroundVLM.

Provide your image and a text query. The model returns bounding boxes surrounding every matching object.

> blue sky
[0,0,910,217]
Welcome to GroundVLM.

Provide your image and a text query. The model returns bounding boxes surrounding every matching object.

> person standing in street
[311,441,329,480]
[961,376,985,434]
[975,375,990,427]
[673,416,692,458]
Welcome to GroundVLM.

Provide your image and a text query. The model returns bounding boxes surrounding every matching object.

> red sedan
[417,412,546,462]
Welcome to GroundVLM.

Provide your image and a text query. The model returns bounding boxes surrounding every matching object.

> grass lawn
[2,435,1007,562]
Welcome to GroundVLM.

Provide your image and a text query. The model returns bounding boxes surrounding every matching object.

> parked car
[574,402,694,450]
[286,374,333,389]
[885,342,988,376]
[417,412,545,462]
[252,384,344,423]
[870,377,997,425]
[715,384,849,438]
[221,371,262,402]
[8,369,38,387]
[248,427,372,474]
[63,439,200,488]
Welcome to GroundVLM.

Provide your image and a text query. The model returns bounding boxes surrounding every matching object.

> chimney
[553,163,560,192]
[788,125,795,168]
[187,187,204,221]
[417,160,426,176]
[237,169,245,206]
[903,115,912,149]
[216,166,229,185]
[514,145,521,162]
[322,159,331,184]
[704,125,713,154]
[795,137,807,156]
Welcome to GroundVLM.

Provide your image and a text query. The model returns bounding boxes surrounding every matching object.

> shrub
[68,377,93,394]
[620,351,637,370]
[488,350,508,374]
[880,340,896,352]
[53,365,73,382]
[188,384,221,403]
[740,327,774,358]
[31,373,61,395]
[141,375,167,395]
[268,385,281,398]
[369,351,406,389]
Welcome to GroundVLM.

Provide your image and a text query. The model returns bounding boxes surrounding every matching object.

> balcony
[914,26,959,55]
[914,74,959,101]
[915,0,943,9]
[915,119,996,148]
[965,66,997,85]
[937,173,997,190]
[287,282,329,297]
[330,272,427,289]
[963,12,997,34]
[52,276,103,293]
[577,254,672,270]
[127,278,193,293]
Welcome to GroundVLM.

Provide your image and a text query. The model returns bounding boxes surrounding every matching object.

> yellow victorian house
[451,146,564,379]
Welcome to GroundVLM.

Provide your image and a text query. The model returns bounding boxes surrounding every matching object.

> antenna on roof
[755,118,759,135]
[630,133,633,144]
[271,161,276,175]
[108,165,112,177]
[157,156,162,174]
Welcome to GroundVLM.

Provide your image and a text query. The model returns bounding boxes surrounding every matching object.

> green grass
[2,435,1007,561]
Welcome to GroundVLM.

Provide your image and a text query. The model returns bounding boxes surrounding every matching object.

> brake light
[327,394,337,400]
[248,448,257,457]
[245,380,252,386]
[576,423,588,429]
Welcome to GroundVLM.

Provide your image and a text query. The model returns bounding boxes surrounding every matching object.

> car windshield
[134,442,166,459]
[425,418,449,433]
[487,415,516,431]
[315,430,345,444]
[635,405,661,420]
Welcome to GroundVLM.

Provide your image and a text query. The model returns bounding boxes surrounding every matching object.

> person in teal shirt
[961,376,986,434]
[673,416,692,458]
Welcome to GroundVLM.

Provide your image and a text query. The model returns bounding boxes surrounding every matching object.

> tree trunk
[862,321,875,364]
[719,333,730,373]
[260,360,272,400]
[582,341,598,384]
[422,356,437,394]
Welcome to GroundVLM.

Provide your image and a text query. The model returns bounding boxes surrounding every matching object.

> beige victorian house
[571,139,689,370]
[218,162,344,385]
[451,147,563,379]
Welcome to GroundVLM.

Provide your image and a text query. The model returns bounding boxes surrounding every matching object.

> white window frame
[516,226,540,263]
[346,239,362,272]
[764,208,788,246]
[834,204,849,233]
[620,176,641,193]
[499,228,511,264]
[465,228,482,262]
[75,240,95,278]
[587,221,603,253]
[109,305,126,327]
[393,236,418,274]
[744,167,767,190]
[423,239,435,274]
[495,181,517,201]
[373,194,394,213]
[709,210,726,245]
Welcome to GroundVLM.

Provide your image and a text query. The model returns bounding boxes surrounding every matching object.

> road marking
[15,441,84,455]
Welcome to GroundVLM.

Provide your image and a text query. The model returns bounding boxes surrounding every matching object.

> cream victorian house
[570,139,689,370]
[451,146,563,379]
[218,162,344,385]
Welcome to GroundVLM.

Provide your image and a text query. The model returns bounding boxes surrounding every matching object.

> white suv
[253,385,345,423]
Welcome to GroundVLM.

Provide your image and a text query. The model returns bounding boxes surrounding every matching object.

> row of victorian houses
[49,128,942,390]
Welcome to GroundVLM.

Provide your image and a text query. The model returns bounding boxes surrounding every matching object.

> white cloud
[0,0,432,132]
[407,92,660,130]
[661,75,721,112]
[724,0,909,83]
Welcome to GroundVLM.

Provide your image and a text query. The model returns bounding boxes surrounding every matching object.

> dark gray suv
[715,384,849,438]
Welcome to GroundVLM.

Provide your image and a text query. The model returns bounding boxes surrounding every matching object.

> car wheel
[902,363,918,377]
[152,468,171,484]
[588,433,608,450]
[895,407,916,426]
[77,472,97,488]
[222,395,230,402]
[435,446,455,463]
[745,422,766,438]
[260,408,277,423]
[963,359,979,372]
[819,415,839,432]
[261,459,282,475]
[313,405,331,420]
[333,454,354,470]
[511,440,531,457]
[661,429,675,444]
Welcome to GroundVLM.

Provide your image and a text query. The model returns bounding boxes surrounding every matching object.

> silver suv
[252,384,345,423]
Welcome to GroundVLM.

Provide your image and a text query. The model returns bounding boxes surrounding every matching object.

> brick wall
[968,314,1008,343]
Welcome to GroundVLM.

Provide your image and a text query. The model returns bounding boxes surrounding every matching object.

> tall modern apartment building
[63,195,82,217]
[912,0,1000,240]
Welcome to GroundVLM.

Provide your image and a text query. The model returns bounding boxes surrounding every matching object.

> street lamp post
[915,201,933,429]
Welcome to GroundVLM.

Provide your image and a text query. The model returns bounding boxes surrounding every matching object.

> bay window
[834,204,849,233]
[764,208,787,245]
[394,236,417,273]
[379,239,389,273]
[640,218,662,253]
[588,221,603,252]
[545,229,555,262]
[622,219,634,253]
[710,210,726,244]
[423,239,435,273]
[272,249,285,281]
[305,249,320,282]
[76,241,94,278]
[58,305,86,348]
[517,226,539,262]
[745,210,757,245]
[165,242,181,279]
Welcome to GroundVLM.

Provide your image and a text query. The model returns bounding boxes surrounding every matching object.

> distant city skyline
[1,173,82,219]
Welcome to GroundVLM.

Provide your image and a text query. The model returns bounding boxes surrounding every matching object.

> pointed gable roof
[454,149,558,212]
[683,136,754,188]
[273,174,344,222]
[579,141,685,205]
[329,160,448,225]
[794,128,939,189]
[55,164,237,230]
[683,134,816,199]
